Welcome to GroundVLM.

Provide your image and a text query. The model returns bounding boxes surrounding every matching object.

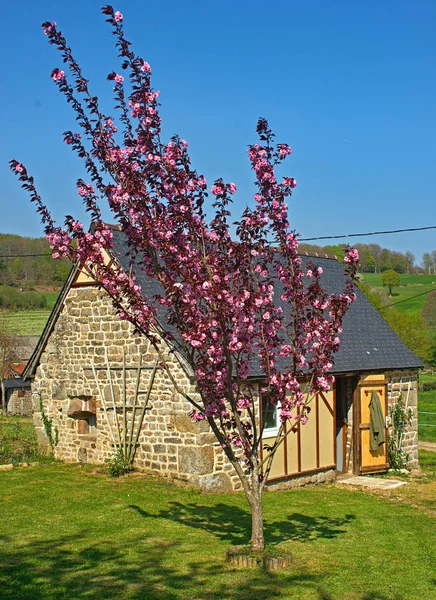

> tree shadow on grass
[0,530,401,600]
[129,501,356,547]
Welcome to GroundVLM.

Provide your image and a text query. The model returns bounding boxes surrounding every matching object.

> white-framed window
[261,396,280,436]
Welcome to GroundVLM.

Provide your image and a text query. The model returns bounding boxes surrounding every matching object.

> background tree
[0,318,18,414]
[359,246,375,273]
[10,7,358,552]
[359,282,431,363]
[382,269,401,296]
[368,243,383,273]
[422,291,436,330]
[405,251,415,274]
[380,248,391,272]
[432,251,436,275]
[384,311,430,363]
[422,252,433,275]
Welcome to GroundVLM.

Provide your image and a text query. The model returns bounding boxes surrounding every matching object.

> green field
[42,292,59,310]
[0,292,58,336]
[360,273,436,315]
[0,309,52,335]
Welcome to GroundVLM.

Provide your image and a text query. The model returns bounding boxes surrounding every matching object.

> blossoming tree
[11,6,359,552]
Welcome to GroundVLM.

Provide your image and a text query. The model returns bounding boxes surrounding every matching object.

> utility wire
[0,253,53,259]
[299,225,436,242]
[1,223,435,258]
[378,288,436,311]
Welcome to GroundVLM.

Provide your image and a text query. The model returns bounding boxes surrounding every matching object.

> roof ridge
[297,250,338,261]
[103,222,338,260]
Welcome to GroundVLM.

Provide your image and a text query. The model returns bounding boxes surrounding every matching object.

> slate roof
[4,377,31,390]
[23,228,423,379]
[110,228,423,375]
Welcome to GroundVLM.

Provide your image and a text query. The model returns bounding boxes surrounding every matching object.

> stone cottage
[23,227,423,492]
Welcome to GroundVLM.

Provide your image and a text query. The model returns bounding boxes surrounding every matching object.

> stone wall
[387,370,419,468]
[7,387,32,416]
[32,286,239,492]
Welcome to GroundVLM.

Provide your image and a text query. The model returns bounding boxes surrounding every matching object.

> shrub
[0,286,47,310]
[388,394,413,471]
[420,381,436,392]
[0,420,38,464]
[107,448,133,477]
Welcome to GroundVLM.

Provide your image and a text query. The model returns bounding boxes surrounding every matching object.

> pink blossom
[15,163,23,173]
[278,144,292,157]
[344,248,359,264]
[227,182,237,194]
[282,177,297,188]
[141,61,151,73]
[114,11,123,22]
[211,184,225,195]
[114,74,124,84]
[43,21,56,35]
[52,70,65,82]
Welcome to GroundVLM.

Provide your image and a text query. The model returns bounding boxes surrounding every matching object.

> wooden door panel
[359,381,388,473]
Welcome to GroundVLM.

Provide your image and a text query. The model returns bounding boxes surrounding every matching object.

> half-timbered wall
[262,388,336,484]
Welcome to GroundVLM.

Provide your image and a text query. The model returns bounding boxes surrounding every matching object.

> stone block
[78,447,88,463]
[178,445,214,475]
[198,473,233,493]
[67,398,83,418]
[153,444,166,454]
[77,419,89,434]
[173,414,199,434]
[86,398,97,413]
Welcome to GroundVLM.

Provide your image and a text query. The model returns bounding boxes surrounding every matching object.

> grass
[0,451,435,599]
[0,309,52,335]
[42,292,59,310]
[0,416,39,464]
[419,372,436,443]
[359,273,436,316]
[0,291,58,336]
[388,450,436,517]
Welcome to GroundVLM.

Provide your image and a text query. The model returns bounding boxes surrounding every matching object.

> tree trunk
[247,470,265,551]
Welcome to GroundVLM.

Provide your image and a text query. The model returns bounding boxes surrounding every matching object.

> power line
[1,223,435,258]
[299,225,436,242]
[0,253,53,259]
[378,288,436,311]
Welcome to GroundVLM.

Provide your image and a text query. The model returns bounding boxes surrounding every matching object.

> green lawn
[0,416,38,464]
[419,372,436,443]
[42,291,59,310]
[359,273,436,315]
[0,455,435,600]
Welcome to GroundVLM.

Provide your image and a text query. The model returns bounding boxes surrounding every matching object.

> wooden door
[357,377,389,474]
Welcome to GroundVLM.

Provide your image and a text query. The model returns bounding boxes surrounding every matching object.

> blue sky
[1,0,435,262]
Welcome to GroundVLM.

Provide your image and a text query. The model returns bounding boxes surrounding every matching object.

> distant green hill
[359,273,436,316]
